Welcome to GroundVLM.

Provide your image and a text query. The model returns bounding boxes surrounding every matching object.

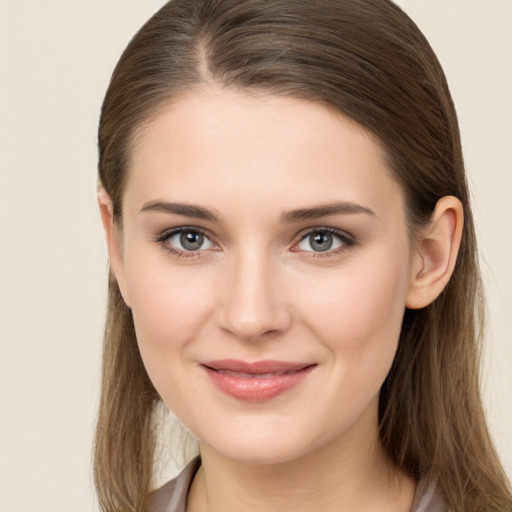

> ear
[406,196,463,309]
[97,187,131,307]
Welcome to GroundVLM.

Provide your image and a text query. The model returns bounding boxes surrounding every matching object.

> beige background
[0,1,510,510]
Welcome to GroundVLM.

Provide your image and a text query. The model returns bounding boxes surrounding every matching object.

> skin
[99,86,463,512]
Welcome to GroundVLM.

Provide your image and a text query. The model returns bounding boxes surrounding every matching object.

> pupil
[311,233,332,252]
[180,231,203,250]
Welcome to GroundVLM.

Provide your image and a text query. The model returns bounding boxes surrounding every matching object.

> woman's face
[113,87,417,464]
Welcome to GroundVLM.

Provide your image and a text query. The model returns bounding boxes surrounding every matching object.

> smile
[201,359,317,401]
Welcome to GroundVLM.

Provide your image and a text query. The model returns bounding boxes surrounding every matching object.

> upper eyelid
[156,225,214,242]
[294,226,354,242]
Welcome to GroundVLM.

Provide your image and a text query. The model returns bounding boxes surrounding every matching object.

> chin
[197,415,327,466]
[210,439,307,465]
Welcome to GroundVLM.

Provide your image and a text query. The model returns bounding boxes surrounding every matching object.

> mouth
[200,359,317,401]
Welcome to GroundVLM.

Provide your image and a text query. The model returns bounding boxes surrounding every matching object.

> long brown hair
[95,1,512,510]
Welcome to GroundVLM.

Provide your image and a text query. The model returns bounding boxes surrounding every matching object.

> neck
[187,401,415,512]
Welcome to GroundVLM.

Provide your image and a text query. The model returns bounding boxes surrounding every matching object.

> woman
[94,0,512,511]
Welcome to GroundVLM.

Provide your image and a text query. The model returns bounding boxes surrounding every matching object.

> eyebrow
[140,200,375,223]
[280,202,376,223]
[140,201,221,222]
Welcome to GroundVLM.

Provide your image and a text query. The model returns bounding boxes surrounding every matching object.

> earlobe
[406,196,463,309]
[97,187,131,307]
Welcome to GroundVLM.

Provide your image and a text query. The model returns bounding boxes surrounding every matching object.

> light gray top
[151,457,446,512]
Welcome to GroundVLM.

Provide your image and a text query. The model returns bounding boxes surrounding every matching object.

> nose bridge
[217,244,291,341]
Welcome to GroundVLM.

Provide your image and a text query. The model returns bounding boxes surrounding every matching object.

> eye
[157,227,217,255]
[294,229,354,254]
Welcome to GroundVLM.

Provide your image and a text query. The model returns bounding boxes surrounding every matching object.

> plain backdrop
[0,1,511,510]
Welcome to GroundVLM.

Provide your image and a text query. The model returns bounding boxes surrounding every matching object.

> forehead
[125,87,404,220]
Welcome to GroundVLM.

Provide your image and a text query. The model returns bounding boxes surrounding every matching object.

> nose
[216,248,292,342]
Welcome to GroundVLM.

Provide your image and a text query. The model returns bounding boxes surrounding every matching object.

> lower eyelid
[164,245,204,258]
[169,232,215,250]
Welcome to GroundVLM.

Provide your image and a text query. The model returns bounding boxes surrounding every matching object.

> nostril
[216,308,292,342]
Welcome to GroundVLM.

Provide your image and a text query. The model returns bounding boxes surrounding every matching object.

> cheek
[123,247,216,361]
[296,249,410,368]
[124,256,219,419]
[287,252,410,441]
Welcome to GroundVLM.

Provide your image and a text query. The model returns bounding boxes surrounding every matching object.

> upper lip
[201,359,316,375]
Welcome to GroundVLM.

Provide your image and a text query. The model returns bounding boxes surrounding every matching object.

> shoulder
[150,456,201,512]
[411,477,446,512]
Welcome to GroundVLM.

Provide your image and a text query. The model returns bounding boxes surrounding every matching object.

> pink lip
[201,359,316,402]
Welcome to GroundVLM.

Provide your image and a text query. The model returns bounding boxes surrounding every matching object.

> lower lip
[202,365,315,402]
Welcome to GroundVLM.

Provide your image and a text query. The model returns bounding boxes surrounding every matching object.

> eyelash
[293,227,356,258]
[155,226,356,259]
[155,226,217,259]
